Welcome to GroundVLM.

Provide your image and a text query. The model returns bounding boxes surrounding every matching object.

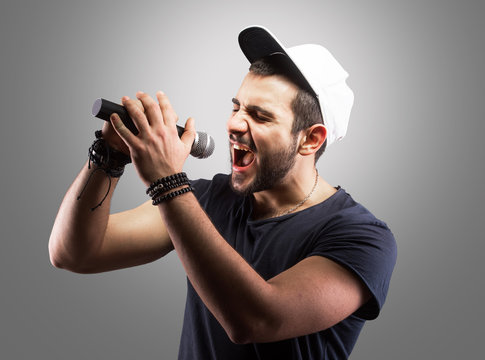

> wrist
[77,131,132,211]
[146,172,194,205]
[90,130,131,177]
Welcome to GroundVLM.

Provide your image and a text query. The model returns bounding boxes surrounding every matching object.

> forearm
[49,161,119,271]
[157,192,273,343]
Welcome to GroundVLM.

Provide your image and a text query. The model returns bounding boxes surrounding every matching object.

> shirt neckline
[246,186,344,225]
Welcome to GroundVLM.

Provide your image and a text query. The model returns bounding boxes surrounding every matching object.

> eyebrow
[231,98,275,119]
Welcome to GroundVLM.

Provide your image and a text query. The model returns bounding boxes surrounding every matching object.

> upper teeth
[234,144,249,151]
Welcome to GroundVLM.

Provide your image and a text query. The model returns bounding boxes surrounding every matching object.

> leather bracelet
[89,130,131,178]
[77,131,131,211]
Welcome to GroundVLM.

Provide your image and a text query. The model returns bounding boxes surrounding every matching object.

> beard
[229,134,299,196]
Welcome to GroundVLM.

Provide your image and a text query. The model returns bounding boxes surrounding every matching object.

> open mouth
[233,143,255,169]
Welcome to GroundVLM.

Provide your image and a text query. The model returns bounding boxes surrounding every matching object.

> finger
[101,121,130,154]
[122,95,144,113]
[136,92,163,128]
[122,96,150,133]
[181,117,197,148]
[156,91,178,127]
[110,113,137,146]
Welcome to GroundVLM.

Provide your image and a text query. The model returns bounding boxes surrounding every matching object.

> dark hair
[249,56,327,161]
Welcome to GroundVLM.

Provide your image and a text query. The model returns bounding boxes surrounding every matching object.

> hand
[100,96,146,155]
[109,91,196,186]
[101,121,130,155]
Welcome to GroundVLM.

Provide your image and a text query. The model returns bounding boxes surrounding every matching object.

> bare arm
[49,123,173,274]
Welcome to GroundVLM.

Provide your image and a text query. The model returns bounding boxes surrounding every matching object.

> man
[49,26,396,359]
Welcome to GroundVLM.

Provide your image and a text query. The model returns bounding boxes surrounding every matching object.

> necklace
[277,169,319,217]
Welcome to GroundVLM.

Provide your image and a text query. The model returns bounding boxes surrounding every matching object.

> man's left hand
[110,91,196,186]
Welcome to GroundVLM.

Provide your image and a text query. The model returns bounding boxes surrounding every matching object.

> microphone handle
[92,98,140,134]
[93,98,189,137]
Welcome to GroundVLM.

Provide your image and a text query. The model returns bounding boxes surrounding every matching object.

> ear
[298,124,327,156]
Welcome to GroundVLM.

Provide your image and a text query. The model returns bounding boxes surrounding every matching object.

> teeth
[234,144,250,152]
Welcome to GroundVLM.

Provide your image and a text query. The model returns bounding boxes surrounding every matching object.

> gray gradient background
[1,0,483,359]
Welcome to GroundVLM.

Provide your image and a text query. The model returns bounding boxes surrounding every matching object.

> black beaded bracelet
[146,172,189,196]
[152,186,194,206]
[148,178,191,199]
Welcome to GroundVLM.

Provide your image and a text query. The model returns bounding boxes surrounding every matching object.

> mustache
[229,134,256,152]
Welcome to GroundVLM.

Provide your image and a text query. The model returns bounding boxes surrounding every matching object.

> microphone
[91,98,215,159]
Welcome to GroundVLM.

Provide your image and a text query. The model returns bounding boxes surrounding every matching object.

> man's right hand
[101,121,130,154]
[100,96,147,155]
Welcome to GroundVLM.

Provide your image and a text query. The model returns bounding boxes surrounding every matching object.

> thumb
[110,113,136,146]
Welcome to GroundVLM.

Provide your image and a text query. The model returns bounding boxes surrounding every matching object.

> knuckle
[159,97,170,108]
[135,99,144,111]
[131,103,145,117]
[131,141,143,152]
[146,101,159,113]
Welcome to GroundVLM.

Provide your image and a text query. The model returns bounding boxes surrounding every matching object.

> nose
[226,110,249,135]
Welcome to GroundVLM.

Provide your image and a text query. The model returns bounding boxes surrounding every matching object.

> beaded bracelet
[146,172,189,196]
[148,178,191,199]
[152,186,194,206]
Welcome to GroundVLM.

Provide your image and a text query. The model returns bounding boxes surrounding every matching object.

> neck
[251,164,335,220]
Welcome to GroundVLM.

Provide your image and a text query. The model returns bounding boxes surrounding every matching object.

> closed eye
[231,97,274,122]
[231,98,240,115]
[246,105,275,122]
[248,110,271,123]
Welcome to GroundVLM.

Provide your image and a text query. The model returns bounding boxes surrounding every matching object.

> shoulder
[191,173,242,210]
[306,188,397,319]
[192,173,232,199]
[313,188,393,237]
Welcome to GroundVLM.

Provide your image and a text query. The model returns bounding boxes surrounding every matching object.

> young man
[49,26,396,359]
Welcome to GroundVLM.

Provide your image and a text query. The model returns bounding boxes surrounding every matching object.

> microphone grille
[192,132,215,159]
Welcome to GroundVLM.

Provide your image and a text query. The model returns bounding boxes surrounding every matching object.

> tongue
[241,152,254,166]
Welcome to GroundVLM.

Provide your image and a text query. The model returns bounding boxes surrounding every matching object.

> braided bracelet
[152,186,194,206]
[89,130,131,177]
[77,130,132,211]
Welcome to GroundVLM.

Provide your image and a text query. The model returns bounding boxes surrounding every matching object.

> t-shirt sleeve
[191,174,232,210]
[307,207,397,320]
[191,178,212,202]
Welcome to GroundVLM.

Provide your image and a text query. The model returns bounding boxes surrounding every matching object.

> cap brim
[238,26,287,62]
[238,26,317,98]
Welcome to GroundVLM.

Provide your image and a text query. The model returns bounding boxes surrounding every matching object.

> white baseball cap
[238,26,354,146]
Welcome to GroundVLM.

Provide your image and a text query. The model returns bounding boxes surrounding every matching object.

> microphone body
[92,98,215,159]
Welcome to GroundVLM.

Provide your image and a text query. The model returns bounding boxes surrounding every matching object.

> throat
[241,151,254,166]
[235,149,255,167]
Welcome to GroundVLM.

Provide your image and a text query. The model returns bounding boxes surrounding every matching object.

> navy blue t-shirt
[178,174,397,359]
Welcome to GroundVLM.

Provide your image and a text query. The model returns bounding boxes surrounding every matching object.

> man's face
[227,72,300,196]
